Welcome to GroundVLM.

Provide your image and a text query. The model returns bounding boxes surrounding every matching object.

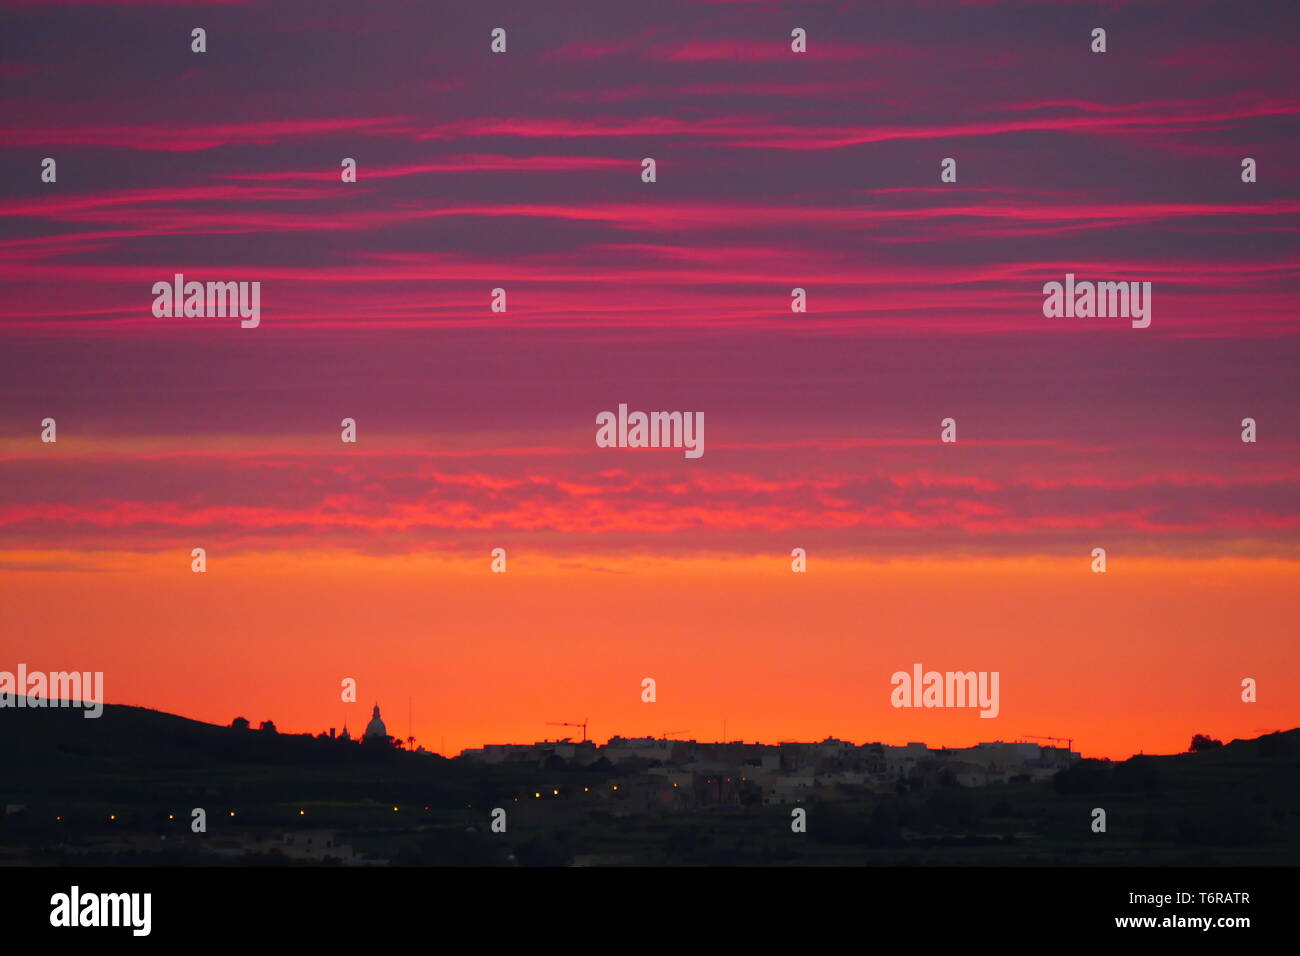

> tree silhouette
[1190,734,1223,752]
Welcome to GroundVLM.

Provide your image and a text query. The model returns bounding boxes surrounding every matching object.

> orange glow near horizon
[6,551,1297,761]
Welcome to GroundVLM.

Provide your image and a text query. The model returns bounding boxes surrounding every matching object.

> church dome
[363,704,387,740]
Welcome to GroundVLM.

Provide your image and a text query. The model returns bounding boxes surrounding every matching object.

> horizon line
[6,696,1289,764]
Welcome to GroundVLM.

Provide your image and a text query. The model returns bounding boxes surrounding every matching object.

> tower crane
[546,718,589,743]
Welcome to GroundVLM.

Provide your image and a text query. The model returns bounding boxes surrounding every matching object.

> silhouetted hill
[0,701,552,808]
[1055,728,1300,796]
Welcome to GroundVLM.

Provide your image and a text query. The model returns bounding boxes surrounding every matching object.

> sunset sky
[2,0,1298,761]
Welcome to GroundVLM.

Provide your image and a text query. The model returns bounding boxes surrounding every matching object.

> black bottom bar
[2,865,1285,941]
